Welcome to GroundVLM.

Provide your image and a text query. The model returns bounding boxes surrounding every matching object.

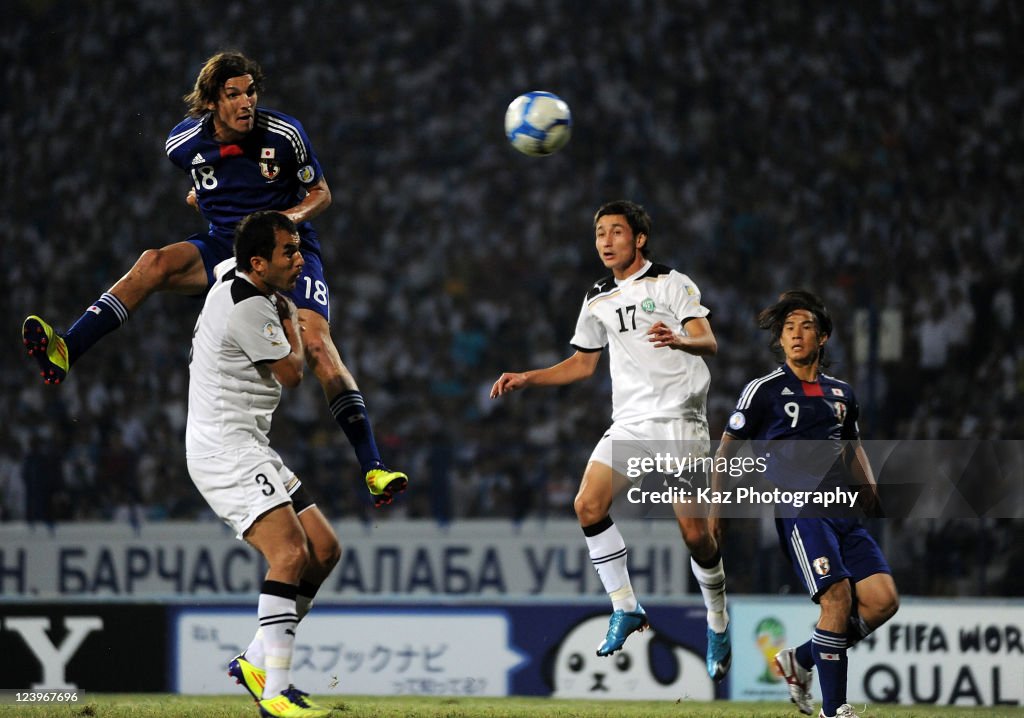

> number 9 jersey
[725,363,859,492]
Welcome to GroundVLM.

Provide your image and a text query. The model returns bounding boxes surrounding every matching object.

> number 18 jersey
[165,108,324,254]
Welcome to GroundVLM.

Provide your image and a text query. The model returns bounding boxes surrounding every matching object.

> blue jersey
[165,108,324,256]
[725,363,858,492]
[726,363,889,597]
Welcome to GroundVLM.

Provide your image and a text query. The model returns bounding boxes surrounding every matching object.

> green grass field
[0,695,1018,718]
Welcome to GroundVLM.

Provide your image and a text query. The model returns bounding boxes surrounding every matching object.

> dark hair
[183,51,264,118]
[594,200,652,257]
[234,211,297,273]
[757,289,833,366]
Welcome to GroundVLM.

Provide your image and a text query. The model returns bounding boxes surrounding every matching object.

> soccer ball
[504,91,572,156]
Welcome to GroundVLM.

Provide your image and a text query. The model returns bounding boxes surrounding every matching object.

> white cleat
[775,646,814,715]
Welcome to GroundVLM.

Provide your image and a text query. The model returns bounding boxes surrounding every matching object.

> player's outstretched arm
[490,350,601,398]
[648,317,717,356]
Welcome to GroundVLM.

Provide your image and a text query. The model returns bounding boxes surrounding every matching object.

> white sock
[245,628,265,668]
[690,555,729,632]
[246,589,315,670]
[258,582,299,699]
[584,518,638,612]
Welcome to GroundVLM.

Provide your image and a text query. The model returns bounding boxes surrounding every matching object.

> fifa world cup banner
[731,598,1024,708]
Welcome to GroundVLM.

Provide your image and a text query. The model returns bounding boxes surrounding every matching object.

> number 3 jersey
[725,363,860,492]
[570,260,711,424]
[165,108,324,254]
[186,274,292,458]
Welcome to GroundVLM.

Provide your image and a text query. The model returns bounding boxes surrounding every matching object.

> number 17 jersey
[570,260,711,424]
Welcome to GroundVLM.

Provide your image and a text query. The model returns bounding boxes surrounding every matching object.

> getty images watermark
[613,439,1024,520]
[623,453,859,510]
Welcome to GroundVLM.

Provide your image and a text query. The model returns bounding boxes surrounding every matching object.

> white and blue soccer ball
[504,91,572,156]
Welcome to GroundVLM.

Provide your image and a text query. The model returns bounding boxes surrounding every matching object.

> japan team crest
[259,147,281,180]
[813,557,831,576]
[833,401,847,424]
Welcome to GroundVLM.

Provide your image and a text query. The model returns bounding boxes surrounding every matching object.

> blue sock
[795,639,814,670]
[329,391,382,473]
[63,292,129,364]
[812,627,848,717]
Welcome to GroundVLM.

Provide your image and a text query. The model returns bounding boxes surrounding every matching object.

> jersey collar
[236,270,271,295]
[782,362,820,384]
[615,259,653,286]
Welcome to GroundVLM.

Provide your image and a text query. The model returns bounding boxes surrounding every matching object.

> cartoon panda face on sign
[550,615,714,700]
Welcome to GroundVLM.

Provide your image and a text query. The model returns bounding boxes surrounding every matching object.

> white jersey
[186,272,291,457]
[570,260,711,424]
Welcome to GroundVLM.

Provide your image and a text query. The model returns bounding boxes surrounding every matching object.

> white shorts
[187,445,302,539]
[589,416,711,486]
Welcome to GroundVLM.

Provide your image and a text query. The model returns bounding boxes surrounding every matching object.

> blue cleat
[596,606,648,656]
[706,625,732,681]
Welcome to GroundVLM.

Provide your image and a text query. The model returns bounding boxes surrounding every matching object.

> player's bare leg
[111,241,211,308]
[298,308,407,505]
[575,462,647,656]
[233,506,340,703]
[245,504,309,584]
[674,505,731,680]
[23,242,208,383]
[296,505,342,586]
[242,506,326,714]
[850,573,899,632]
[244,504,308,699]
[573,460,628,527]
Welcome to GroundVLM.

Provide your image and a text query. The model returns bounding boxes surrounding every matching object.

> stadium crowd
[3,0,1022,596]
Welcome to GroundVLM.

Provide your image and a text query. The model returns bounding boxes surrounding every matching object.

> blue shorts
[775,517,891,601]
[281,250,330,321]
[187,233,331,321]
[187,232,233,287]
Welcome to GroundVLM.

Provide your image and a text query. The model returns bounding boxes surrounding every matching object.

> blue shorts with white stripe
[776,517,890,601]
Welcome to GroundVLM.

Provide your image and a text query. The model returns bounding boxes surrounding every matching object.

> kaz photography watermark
[613,439,1024,519]
[622,452,859,510]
